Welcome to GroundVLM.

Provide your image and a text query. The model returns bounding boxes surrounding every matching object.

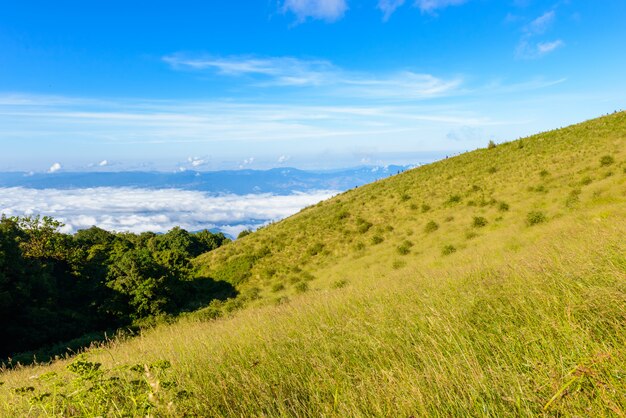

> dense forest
[0,215,233,364]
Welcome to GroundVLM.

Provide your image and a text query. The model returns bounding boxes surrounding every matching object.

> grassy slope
[1,112,626,416]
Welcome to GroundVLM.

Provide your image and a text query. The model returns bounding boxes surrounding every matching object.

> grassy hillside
[1,112,625,416]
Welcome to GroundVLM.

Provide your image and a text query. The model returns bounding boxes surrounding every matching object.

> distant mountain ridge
[0,165,411,194]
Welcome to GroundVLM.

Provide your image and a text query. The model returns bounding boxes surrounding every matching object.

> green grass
[1,112,626,416]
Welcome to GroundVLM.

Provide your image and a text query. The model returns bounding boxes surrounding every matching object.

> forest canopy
[0,215,233,364]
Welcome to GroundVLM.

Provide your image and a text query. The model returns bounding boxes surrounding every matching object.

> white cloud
[164,54,463,99]
[188,156,207,167]
[164,54,335,87]
[239,157,255,169]
[98,159,109,167]
[281,0,348,23]
[526,11,555,35]
[277,155,291,163]
[414,0,468,13]
[537,39,564,54]
[378,0,405,21]
[0,187,339,236]
[515,11,563,59]
[48,162,62,173]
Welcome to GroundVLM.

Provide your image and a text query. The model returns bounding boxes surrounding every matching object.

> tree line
[0,215,233,364]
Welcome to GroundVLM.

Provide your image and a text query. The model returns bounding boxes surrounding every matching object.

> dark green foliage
[487,140,496,149]
[355,218,373,233]
[421,204,431,213]
[271,283,285,292]
[424,221,439,233]
[237,229,252,239]
[539,169,549,178]
[446,194,462,204]
[498,202,510,212]
[294,282,308,293]
[526,211,547,226]
[400,193,411,202]
[442,245,457,256]
[472,217,488,228]
[396,240,413,255]
[0,215,231,364]
[600,155,615,166]
[487,166,497,174]
[580,176,593,185]
[371,235,384,245]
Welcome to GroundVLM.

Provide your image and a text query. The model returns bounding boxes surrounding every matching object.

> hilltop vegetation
[0,218,231,363]
[1,112,625,416]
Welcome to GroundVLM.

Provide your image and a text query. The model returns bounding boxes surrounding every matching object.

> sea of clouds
[0,187,338,237]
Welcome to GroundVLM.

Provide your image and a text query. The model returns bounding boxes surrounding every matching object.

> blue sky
[1,0,625,172]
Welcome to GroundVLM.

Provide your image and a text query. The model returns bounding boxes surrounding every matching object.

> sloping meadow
[1,112,625,416]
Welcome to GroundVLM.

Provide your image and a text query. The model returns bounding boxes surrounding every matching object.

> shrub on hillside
[600,155,615,166]
[421,204,431,213]
[526,211,547,226]
[487,140,496,149]
[498,202,510,212]
[442,245,457,256]
[446,194,462,204]
[472,216,488,228]
[396,240,413,255]
[424,221,439,233]
[371,235,384,245]
[355,218,373,234]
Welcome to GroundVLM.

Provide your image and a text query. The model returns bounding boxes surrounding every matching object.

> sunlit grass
[1,112,625,416]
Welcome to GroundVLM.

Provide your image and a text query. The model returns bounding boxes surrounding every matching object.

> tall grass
[1,112,626,416]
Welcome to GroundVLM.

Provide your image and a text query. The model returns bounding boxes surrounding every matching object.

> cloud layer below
[0,187,338,237]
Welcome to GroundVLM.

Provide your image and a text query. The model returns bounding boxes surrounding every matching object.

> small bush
[539,169,549,178]
[354,242,366,251]
[400,193,411,202]
[487,166,497,174]
[446,194,462,204]
[487,140,496,149]
[445,216,454,222]
[392,260,406,269]
[294,282,308,293]
[356,218,373,234]
[580,176,593,185]
[332,279,348,289]
[396,240,413,255]
[600,155,615,166]
[472,216,488,228]
[526,211,547,226]
[498,202,510,212]
[424,221,439,233]
[421,204,431,213]
[371,235,384,245]
[442,245,457,256]
[465,231,478,240]
[409,203,418,210]
[271,283,285,293]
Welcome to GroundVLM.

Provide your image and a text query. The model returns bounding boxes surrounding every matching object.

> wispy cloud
[378,0,406,21]
[164,54,463,99]
[0,187,339,236]
[414,0,468,13]
[515,10,564,59]
[536,39,564,55]
[164,54,335,87]
[526,11,555,35]
[281,0,348,23]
